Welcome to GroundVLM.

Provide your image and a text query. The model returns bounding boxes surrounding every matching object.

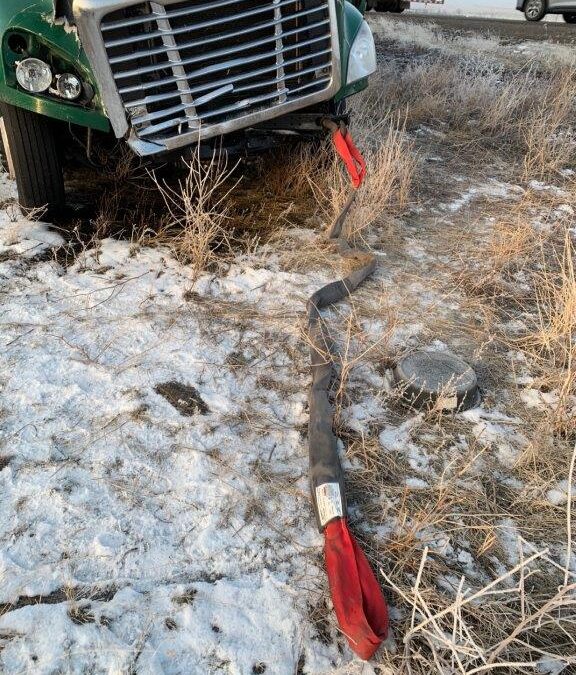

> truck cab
[0,0,377,213]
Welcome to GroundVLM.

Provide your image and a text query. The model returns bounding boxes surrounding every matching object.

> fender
[0,0,109,131]
[336,1,370,101]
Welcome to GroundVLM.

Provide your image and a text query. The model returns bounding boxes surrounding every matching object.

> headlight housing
[16,58,53,94]
[346,21,377,85]
[7,33,89,104]
[56,73,83,101]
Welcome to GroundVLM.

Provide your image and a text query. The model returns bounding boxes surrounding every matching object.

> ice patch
[462,408,524,468]
[546,480,575,507]
[443,180,520,213]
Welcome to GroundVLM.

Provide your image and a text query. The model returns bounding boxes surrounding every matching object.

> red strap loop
[332,128,367,189]
[324,518,389,660]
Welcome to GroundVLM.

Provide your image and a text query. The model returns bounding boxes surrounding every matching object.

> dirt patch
[0,586,117,617]
[155,381,210,416]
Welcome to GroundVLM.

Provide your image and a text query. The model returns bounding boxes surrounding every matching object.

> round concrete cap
[393,351,480,412]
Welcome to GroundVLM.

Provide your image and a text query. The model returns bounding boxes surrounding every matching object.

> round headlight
[16,58,53,93]
[56,73,82,101]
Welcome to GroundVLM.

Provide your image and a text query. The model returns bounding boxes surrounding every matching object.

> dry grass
[151,148,237,282]
[300,113,416,242]
[399,198,576,675]
[370,14,576,69]
[304,21,576,674]
[368,39,576,181]
[522,69,576,181]
[382,545,576,674]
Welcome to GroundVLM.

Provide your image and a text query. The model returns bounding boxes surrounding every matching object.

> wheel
[524,0,546,21]
[0,103,65,216]
[563,12,576,22]
[375,0,404,11]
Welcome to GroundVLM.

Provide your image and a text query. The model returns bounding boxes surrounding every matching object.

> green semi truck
[0,0,377,213]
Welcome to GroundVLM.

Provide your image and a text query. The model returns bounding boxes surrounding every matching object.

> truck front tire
[0,103,65,216]
[524,0,546,20]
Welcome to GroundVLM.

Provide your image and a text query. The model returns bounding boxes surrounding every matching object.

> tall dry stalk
[153,147,239,282]
[379,545,576,674]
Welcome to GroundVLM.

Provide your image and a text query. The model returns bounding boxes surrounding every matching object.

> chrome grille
[98,0,336,147]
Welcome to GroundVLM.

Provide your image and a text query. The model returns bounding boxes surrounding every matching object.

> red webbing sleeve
[332,129,367,189]
[324,518,389,660]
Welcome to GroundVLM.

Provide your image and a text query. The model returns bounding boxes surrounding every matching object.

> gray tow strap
[307,189,376,529]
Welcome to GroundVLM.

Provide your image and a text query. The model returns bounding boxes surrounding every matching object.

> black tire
[0,103,65,216]
[375,0,404,11]
[563,12,576,22]
[524,0,546,21]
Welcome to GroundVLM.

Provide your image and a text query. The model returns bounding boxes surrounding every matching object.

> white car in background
[517,0,576,21]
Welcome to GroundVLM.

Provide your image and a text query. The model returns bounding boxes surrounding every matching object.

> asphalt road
[375,11,576,44]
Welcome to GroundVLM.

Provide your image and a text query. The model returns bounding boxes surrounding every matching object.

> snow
[461,408,524,468]
[0,575,304,674]
[546,480,575,507]
[405,477,428,489]
[536,657,571,675]
[442,180,521,213]
[528,180,568,197]
[0,191,348,673]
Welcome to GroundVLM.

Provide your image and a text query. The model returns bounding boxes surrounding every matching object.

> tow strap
[307,120,389,660]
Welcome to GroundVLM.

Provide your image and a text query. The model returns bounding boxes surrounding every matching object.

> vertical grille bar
[149,1,198,131]
[273,0,287,104]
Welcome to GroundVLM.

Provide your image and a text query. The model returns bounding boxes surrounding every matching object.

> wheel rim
[526,0,543,17]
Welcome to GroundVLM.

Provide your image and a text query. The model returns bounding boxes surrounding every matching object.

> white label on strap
[316,482,343,527]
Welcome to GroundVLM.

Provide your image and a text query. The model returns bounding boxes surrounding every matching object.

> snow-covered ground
[1,18,576,674]
[0,175,346,673]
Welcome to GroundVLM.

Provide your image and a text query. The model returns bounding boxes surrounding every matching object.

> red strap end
[324,518,389,660]
[332,129,367,189]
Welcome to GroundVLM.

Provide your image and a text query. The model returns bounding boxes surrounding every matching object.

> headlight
[56,73,83,100]
[16,58,53,93]
[347,21,377,85]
